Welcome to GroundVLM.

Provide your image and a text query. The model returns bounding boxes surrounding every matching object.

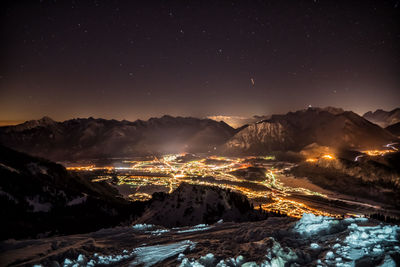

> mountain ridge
[1,107,398,160]
[224,107,397,154]
[0,116,236,161]
[363,108,400,128]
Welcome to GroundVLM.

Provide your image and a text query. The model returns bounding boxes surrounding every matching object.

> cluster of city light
[128,192,152,201]
[360,149,394,156]
[261,196,338,218]
[67,153,341,218]
[355,143,398,160]
[306,154,335,163]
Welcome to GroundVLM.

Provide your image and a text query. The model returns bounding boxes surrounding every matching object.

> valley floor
[67,154,400,219]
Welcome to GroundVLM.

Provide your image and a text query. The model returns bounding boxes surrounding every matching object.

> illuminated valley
[66,152,397,219]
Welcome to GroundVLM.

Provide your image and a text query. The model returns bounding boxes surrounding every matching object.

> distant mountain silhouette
[2,108,397,160]
[224,107,397,154]
[0,116,236,161]
[363,108,400,128]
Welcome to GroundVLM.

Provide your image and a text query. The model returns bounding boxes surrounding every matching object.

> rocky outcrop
[225,121,294,153]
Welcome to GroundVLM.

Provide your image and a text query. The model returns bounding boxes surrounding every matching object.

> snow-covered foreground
[1,214,399,267]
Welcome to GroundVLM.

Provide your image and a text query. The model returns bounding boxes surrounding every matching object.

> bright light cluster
[67,154,341,218]
[306,154,335,163]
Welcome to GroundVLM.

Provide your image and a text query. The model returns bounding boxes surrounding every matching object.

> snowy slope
[134,183,268,227]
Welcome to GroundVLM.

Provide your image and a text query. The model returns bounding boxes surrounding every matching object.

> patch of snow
[63,258,74,266]
[27,162,48,175]
[378,255,397,267]
[293,213,339,236]
[66,195,87,206]
[216,255,246,267]
[178,253,186,262]
[343,216,368,223]
[240,263,258,267]
[177,224,211,233]
[328,223,400,265]
[292,214,399,266]
[0,163,20,173]
[132,223,155,231]
[262,238,298,266]
[146,229,170,235]
[0,188,18,203]
[76,254,86,264]
[26,196,52,212]
[62,240,196,267]
[130,240,196,267]
[181,253,217,267]
[64,241,196,267]
[180,238,297,267]
[325,251,334,259]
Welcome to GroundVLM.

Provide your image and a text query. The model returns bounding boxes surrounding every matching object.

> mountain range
[0,107,398,161]
[224,107,396,154]
[363,108,400,128]
[0,116,235,161]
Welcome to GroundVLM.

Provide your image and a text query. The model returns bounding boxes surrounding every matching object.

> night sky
[1,0,399,124]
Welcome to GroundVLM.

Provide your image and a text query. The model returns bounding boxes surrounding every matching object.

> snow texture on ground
[26,195,52,212]
[1,214,399,267]
[61,240,196,267]
[177,214,399,267]
[66,194,87,206]
[179,238,297,267]
[176,224,211,233]
[132,223,155,231]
